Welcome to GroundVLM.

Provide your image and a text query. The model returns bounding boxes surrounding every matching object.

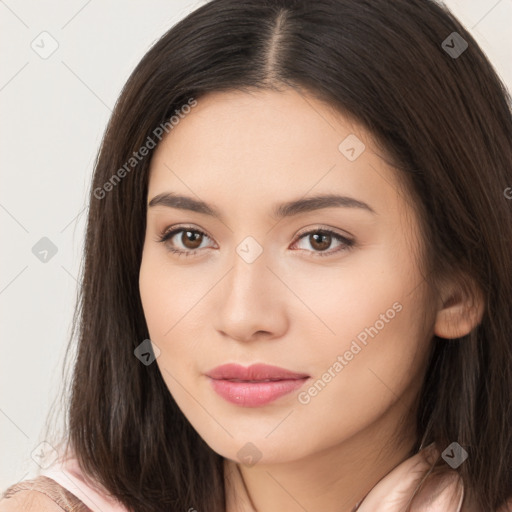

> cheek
[294,247,431,415]
[300,275,431,423]
[139,252,168,337]
[138,246,213,394]
[139,245,206,338]
[288,252,412,354]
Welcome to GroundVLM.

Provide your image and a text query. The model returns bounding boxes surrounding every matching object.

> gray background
[1,0,511,490]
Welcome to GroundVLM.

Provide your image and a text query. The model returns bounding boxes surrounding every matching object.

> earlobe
[433,283,485,339]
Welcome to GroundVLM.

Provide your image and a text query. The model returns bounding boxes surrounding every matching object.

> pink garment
[38,455,129,512]
[31,445,510,511]
[223,443,471,511]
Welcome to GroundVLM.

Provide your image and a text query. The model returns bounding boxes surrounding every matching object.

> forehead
[147,88,406,222]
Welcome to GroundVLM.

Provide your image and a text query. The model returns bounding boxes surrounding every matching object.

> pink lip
[206,363,310,407]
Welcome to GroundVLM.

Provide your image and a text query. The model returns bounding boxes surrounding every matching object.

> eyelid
[294,224,354,240]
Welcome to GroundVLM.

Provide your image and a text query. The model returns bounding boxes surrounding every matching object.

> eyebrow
[147,192,377,220]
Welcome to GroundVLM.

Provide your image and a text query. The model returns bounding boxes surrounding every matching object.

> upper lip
[206,363,310,381]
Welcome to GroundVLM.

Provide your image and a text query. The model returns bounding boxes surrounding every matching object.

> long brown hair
[41,0,512,510]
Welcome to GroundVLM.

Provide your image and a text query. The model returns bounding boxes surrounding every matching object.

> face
[139,88,435,465]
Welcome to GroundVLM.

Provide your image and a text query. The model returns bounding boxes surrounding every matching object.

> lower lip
[208,377,309,407]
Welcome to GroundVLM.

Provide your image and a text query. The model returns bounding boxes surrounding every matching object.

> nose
[214,246,289,343]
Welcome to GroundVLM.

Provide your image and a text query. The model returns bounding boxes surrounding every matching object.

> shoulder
[0,476,91,512]
[0,489,64,511]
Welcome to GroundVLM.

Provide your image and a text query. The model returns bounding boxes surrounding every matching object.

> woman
[1,0,511,510]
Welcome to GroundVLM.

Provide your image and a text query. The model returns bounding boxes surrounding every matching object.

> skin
[139,88,484,512]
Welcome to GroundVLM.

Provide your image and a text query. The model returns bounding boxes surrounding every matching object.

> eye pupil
[310,232,331,251]
[182,230,203,249]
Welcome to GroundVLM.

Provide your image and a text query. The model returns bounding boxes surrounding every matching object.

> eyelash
[156,225,355,259]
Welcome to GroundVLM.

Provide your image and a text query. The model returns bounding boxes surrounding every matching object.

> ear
[433,278,485,339]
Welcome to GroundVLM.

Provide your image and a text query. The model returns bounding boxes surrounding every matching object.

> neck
[224,400,418,512]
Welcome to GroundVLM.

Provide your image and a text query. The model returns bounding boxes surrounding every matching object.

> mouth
[221,378,290,382]
[206,362,310,381]
[205,363,310,407]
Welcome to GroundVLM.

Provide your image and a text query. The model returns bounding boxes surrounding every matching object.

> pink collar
[224,444,471,511]
[354,444,466,511]
[39,455,129,512]
[40,445,509,511]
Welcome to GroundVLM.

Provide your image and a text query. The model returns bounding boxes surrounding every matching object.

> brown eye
[158,226,213,257]
[292,228,355,257]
